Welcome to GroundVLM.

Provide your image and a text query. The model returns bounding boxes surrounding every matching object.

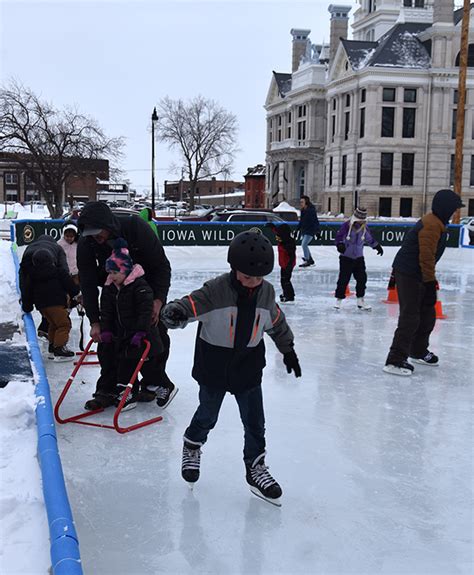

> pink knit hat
[105,238,133,275]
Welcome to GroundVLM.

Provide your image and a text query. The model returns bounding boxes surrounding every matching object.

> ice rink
[43,246,473,575]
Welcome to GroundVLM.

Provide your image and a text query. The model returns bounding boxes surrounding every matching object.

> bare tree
[0,81,124,217]
[156,95,238,210]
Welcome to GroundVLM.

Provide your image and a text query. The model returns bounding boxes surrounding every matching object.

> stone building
[265,0,474,218]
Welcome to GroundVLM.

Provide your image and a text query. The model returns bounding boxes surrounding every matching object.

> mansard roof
[273,71,292,97]
[342,22,431,71]
[454,4,474,25]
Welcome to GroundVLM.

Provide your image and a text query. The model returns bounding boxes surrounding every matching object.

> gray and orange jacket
[165,271,294,393]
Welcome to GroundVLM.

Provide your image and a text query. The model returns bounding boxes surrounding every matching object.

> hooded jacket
[297,203,320,236]
[392,189,464,282]
[335,219,378,259]
[77,202,171,324]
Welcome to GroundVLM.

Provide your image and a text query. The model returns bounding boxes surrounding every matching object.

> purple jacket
[335,221,378,259]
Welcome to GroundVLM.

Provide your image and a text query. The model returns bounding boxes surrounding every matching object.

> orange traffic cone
[382,287,398,304]
[332,285,352,297]
[435,300,447,319]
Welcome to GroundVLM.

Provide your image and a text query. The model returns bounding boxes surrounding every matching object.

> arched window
[298,167,305,197]
[455,44,474,67]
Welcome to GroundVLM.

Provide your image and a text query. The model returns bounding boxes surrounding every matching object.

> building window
[469,198,474,216]
[298,168,305,196]
[332,98,336,111]
[340,197,345,214]
[404,88,417,103]
[4,173,18,185]
[380,153,394,185]
[450,155,455,186]
[329,156,333,186]
[287,112,292,139]
[452,109,457,139]
[379,197,392,217]
[298,105,306,118]
[344,111,350,140]
[360,88,366,103]
[328,197,332,212]
[400,198,413,217]
[401,153,415,185]
[356,153,362,186]
[415,0,424,7]
[297,121,306,140]
[6,190,18,202]
[345,94,350,107]
[402,108,416,138]
[453,89,458,104]
[359,107,365,138]
[341,155,347,185]
[470,156,474,186]
[382,107,395,137]
[331,115,336,141]
[383,88,396,102]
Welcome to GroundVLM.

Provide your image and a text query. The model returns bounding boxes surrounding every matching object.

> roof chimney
[290,28,311,72]
[433,0,454,25]
[328,5,351,64]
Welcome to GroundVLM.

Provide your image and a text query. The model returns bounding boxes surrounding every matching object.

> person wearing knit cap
[58,222,79,285]
[334,207,383,311]
[92,238,179,411]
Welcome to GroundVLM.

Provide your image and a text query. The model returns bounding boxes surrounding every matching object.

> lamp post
[151,107,158,212]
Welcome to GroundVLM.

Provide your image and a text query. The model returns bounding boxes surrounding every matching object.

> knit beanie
[32,248,54,267]
[352,207,367,222]
[105,238,133,275]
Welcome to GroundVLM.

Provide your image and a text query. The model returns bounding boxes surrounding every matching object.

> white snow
[2,234,473,574]
[0,240,50,575]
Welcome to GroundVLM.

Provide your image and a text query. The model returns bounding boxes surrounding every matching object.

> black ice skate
[52,345,75,362]
[279,294,295,304]
[383,360,414,376]
[245,453,282,507]
[115,384,138,411]
[299,257,315,268]
[150,382,179,409]
[181,438,202,487]
[410,351,439,366]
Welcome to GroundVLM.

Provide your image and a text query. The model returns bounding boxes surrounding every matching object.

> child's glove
[283,350,302,378]
[374,244,384,256]
[336,243,346,254]
[100,331,113,344]
[160,304,188,328]
[423,281,437,306]
[130,331,146,347]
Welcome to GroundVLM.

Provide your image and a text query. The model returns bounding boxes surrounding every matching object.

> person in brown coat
[384,189,464,376]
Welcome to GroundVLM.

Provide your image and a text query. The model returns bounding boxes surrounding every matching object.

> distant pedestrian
[334,207,383,311]
[384,189,464,376]
[57,222,79,285]
[296,195,320,267]
[268,223,296,303]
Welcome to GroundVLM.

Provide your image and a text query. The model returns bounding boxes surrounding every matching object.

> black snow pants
[335,255,367,299]
[280,263,295,300]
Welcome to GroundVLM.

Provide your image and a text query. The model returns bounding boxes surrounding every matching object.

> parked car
[210,210,285,223]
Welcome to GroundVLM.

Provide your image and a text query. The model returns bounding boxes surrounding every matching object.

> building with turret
[265,0,474,218]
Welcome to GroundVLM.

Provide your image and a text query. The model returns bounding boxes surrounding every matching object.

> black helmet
[227,231,274,276]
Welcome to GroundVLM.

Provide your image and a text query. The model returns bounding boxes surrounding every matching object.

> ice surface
[43,246,473,575]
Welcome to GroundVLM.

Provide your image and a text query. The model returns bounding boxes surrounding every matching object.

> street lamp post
[151,107,158,212]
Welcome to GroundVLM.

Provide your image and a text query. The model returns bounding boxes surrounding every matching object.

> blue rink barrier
[11,244,82,575]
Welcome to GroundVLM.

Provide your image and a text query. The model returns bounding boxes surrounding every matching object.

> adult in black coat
[296,195,320,267]
[76,202,173,404]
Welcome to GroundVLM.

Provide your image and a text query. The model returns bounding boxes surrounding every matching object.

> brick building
[244,164,266,208]
[164,177,244,203]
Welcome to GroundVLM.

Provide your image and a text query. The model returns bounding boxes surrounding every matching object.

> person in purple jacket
[334,207,383,310]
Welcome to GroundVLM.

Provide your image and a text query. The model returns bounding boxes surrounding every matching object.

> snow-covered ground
[20,244,472,575]
[0,241,50,575]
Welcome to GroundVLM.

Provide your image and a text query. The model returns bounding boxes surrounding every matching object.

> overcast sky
[0,0,355,196]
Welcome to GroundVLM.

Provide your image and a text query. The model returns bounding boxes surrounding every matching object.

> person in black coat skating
[296,195,320,267]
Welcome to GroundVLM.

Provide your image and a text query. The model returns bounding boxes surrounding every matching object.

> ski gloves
[423,281,437,306]
[336,243,346,254]
[130,331,147,347]
[100,331,113,344]
[160,303,188,329]
[283,349,302,378]
[374,244,384,256]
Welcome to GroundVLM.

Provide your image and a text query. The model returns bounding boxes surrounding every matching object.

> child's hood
[105,263,145,286]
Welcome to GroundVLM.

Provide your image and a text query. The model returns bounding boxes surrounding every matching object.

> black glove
[283,350,302,378]
[423,281,437,306]
[336,243,346,254]
[160,303,188,328]
[374,244,384,256]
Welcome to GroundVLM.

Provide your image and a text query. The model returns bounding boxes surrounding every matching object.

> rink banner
[12,219,461,247]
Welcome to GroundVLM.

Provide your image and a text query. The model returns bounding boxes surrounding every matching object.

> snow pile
[0,241,50,574]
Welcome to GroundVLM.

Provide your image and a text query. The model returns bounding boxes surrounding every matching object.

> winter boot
[357,297,372,311]
[383,360,414,377]
[47,343,55,360]
[116,384,138,412]
[334,299,343,310]
[279,294,295,304]
[84,392,118,411]
[52,345,75,362]
[181,438,202,485]
[245,453,282,506]
[150,382,179,409]
[410,351,439,366]
[38,330,49,341]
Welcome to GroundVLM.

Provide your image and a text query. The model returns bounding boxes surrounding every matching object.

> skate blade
[357,306,372,311]
[249,486,282,507]
[185,481,196,491]
[410,358,439,366]
[382,365,413,376]
[51,356,75,362]
[158,386,179,409]
[279,300,295,305]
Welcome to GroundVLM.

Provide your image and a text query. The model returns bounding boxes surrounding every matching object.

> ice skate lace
[155,386,169,399]
[250,464,277,489]
[182,446,201,470]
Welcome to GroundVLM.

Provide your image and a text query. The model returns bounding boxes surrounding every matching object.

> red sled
[54,338,163,434]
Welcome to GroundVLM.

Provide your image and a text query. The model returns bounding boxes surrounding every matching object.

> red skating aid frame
[54,338,163,434]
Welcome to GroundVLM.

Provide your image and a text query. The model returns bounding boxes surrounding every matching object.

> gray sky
[0,0,353,196]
